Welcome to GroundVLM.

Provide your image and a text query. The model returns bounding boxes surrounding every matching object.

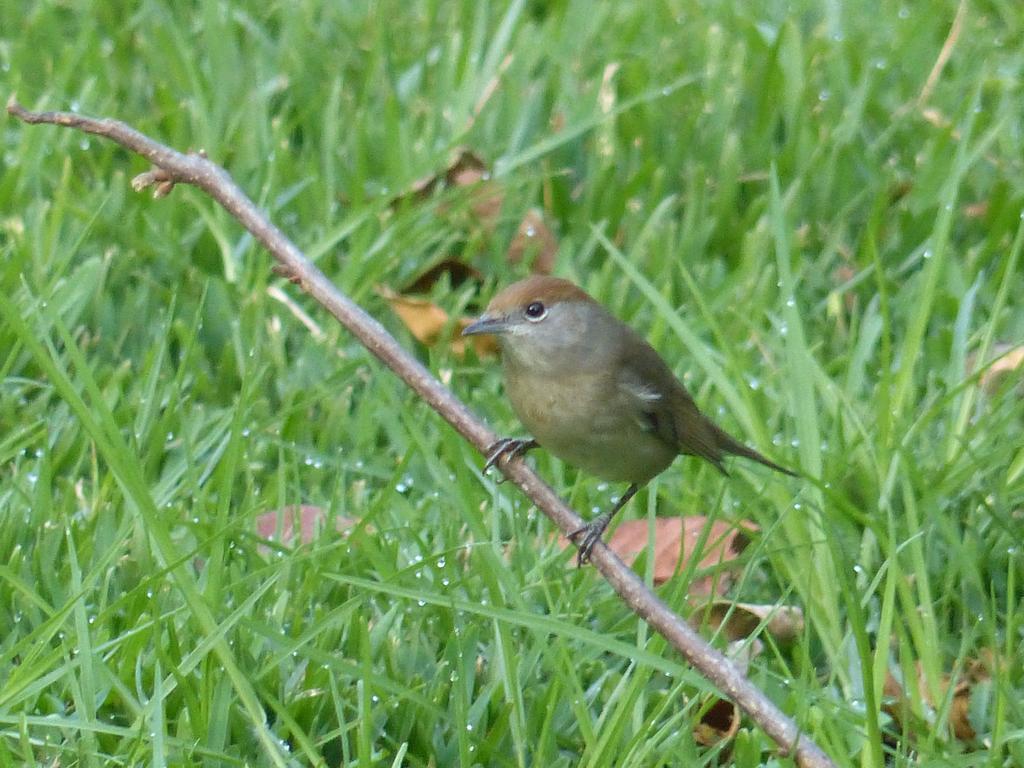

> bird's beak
[461,313,510,337]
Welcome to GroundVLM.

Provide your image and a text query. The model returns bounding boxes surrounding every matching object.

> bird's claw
[568,514,611,567]
[483,437,538,482]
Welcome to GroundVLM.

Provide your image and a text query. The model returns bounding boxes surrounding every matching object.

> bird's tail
[709,422,797,477]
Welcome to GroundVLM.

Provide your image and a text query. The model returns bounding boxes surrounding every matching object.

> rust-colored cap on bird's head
[483,276,596,314]
[462,276,598,338]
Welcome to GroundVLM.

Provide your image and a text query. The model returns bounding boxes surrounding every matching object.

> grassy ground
[2,1,1023,766]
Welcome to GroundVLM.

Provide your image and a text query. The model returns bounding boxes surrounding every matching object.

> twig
[6,95,836,768]
[917,0,968,109]
[266,283,330,344]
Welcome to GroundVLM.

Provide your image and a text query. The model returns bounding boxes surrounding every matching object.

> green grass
[2,1,1023,766]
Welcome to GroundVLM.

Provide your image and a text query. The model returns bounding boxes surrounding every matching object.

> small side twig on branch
[6,95,835,768]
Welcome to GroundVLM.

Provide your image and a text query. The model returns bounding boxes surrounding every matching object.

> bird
[462,275,795,565]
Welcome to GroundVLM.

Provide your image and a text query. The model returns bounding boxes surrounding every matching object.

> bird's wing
[617,367,675,441]
[615,336,726,471]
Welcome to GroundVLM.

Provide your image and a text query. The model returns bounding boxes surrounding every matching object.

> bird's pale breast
[504,366,677,483]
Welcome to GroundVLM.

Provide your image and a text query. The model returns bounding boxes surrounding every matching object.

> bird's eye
[524,301,547,321]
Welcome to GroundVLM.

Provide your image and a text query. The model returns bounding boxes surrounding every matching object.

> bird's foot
[568,513,612,567]
[565,484,640,566]
[483,437,539,481]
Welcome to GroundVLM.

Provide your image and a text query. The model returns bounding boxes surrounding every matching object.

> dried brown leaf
[378,285,452,347]
[508,208,559,274]
[888,180,913,204]
[559,516,756,592]
[693,633,762,746]
[444,148,489,187]
[694,600,805,644]
[404,147,489,200]
[379,285,498,358]
[396,147,505,231]
[883,653,996,742]
[440,150,502,224]
[829,263,858,319]
[467,181,505,231]
[693,696,740,747]
[256,505,358,548]
[968,344,1024,394]
[948,681,975,741]
[401,258,484,295]
[963,200,989,219]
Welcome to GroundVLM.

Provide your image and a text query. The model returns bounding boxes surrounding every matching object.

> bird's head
[462,276,610,372]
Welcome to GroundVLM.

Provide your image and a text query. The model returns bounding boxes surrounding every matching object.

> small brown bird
[462,275,795,564]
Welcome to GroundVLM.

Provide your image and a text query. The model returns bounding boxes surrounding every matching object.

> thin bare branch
[6,95,835,768]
